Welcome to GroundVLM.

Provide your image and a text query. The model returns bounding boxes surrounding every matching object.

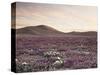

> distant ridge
[67,31,97,36]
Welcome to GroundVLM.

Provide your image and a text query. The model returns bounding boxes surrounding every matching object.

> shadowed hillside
[15,25,63,35]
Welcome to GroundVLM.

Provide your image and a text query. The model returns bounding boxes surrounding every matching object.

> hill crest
[15,25,63,35]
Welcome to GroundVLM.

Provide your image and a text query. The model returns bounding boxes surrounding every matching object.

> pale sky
[13,2,97,32]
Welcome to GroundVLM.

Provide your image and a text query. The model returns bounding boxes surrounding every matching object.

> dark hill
[15,25,63,35]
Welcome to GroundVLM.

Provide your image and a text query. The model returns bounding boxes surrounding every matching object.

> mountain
[14,25,63,35]
[12,25,97,36]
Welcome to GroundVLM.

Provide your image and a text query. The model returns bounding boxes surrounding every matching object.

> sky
[12,2,97,32]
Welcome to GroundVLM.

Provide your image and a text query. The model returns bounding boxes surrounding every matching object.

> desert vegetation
[16,34,97,72]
